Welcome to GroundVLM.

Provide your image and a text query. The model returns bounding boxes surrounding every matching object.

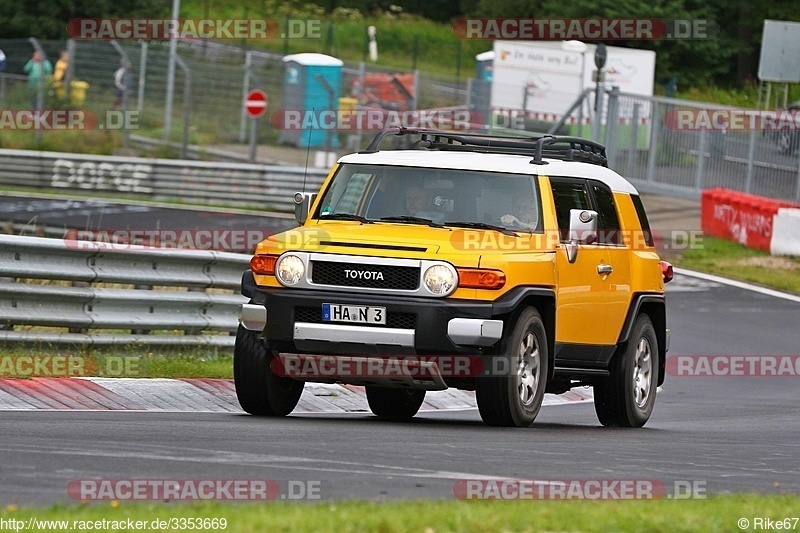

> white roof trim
[337,151,639,194]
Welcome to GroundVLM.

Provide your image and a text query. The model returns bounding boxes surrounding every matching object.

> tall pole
[163,0,180,141]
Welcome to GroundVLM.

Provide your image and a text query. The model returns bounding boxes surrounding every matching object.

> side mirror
[294,192,317,225]
[565,209,599,264]
[568,209,599,244]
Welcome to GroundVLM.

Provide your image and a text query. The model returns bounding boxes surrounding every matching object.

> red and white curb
[0,378,593,413]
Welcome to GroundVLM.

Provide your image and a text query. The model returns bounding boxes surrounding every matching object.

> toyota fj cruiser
[235,129,672,427]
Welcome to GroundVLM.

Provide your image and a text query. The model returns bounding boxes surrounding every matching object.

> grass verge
[0,345,232,379]
[1,496,798,532]
[673,236,800,295]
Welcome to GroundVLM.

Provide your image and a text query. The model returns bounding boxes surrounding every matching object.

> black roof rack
[362,128,608,167]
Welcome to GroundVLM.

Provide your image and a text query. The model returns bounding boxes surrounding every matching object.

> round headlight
[276,254,305,285]
[423,265,456,295]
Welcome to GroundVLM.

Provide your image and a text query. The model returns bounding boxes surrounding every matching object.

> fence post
[465,77,473,108]
[628,103,641,178]
[795,157,800,204]
[412,69,419,111]
[138,41,148,115]
[604,86,620,169]
[646,101,661,183]
[28,38,47,147]
[356,61,365,149]
[110,40,131,150]
[174,55,191,159]
[65,39,76,104]
[239,51,252,144]
[455,40,462,89]
[695,128,707,191]
[591,84,605,143]
[745,128,758,193]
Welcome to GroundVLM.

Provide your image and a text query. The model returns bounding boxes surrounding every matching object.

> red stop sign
[245,89,268,119]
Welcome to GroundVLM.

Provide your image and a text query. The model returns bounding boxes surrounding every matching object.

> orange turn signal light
[457,268,506,290]
[250,254,279,275]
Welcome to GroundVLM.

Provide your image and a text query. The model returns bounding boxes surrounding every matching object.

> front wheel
[594,315,659,427]
[476,307,548,427]
[233,326,304,416]
[366,387,426,420]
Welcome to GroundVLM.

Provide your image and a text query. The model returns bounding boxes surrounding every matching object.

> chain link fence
[0,37,472,153]
[602,90,800,203]
[1,37,799,202]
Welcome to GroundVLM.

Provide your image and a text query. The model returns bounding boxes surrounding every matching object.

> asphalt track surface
[1,273,799,505]
[0,193,296,242]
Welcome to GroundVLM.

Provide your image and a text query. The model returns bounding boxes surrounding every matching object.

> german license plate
[322,303,386,325]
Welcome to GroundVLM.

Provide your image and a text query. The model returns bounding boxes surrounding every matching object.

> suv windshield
[316,164,542,232]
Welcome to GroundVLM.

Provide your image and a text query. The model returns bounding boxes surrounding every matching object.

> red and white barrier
[701,189,800,256]
[771,208,800,256]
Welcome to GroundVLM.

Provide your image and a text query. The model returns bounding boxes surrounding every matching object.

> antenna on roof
[301,107,314,195]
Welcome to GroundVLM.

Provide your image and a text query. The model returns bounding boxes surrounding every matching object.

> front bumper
[240,271,518,354]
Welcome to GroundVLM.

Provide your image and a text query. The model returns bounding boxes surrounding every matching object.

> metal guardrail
[601,90,800,203]
[0,235,250,347]
[0,148,330,211]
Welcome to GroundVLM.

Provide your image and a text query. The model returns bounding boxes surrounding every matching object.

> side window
[550,180,591,242]
[591,184,622,245]
[631,194,654,247]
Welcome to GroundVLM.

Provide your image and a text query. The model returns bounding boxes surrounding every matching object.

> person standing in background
[23,50,52,110]
[52,51,69,103]
[112,59,131,109]
[53,51,68,83]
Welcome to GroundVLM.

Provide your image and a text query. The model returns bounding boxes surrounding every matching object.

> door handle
[597,264,613,275]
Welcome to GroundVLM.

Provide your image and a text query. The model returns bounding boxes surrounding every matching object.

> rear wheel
[476,307,548,427]
[366,387,426,420]
[233,326,304,416]
[594,315,658,427]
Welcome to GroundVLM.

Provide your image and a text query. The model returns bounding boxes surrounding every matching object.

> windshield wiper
[320,213,374,224]
[379,216,444,228]
[443,221,520,237]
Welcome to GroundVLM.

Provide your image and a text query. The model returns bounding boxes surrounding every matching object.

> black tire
[594,315,659,428]
[476,307,548,427]
[233,325,304,416]
[366,387,426,420]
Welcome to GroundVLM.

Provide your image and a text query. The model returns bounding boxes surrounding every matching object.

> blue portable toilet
[280,53,343,148]
[473,51,494,125]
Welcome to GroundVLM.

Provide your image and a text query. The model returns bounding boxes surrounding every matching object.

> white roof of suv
[338,150,639,195]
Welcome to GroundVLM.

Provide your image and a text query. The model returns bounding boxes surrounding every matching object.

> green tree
[0,0,169,39]
[464,0,800,88]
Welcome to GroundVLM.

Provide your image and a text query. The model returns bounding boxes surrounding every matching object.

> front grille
[310,261,420,290]
[295,307,416,329]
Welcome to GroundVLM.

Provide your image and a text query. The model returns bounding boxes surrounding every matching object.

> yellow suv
[235,129,672,428]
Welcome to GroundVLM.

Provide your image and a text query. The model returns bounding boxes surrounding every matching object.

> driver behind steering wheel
[501,197,538,230]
